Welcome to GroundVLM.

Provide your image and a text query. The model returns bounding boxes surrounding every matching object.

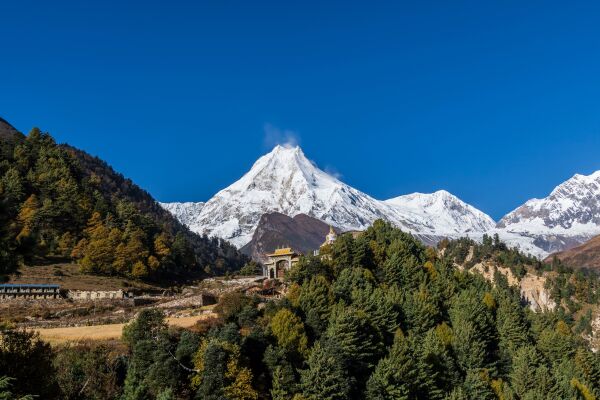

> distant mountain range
[161,145,496,248]
[162,145,600,259]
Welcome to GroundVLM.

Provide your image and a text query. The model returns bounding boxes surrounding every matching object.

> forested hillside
[0,120,247,281]
[5,220,599,399]
[442,235,600,325]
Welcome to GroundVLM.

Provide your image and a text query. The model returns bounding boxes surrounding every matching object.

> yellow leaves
[224,366,258,400]
[57,232,76,256]
[556,320,572,336]
[84,212,107,238]
[224,348,258,400]
[70,238,88,259]
[269,308,309,357]
[15,194,39,243]
[287,283,302,308]
[191,340,209,389]
[491,378,509,400]
[482,292,497,311]
[571,378,596,400]
[147,255,160,271]
[435,322,453,348]
[154,232,172,259]
[424,260,438,280]
[131,261,148,279]
[192,339,258,400]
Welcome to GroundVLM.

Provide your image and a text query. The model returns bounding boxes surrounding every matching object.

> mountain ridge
[161,145,600,258]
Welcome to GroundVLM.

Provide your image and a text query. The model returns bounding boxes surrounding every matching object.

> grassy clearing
[33,314,217,345]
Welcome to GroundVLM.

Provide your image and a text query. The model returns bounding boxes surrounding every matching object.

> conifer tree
[332,267,375,304]
[365,331,416,400]
[463,369,495,400]
[324,307,384,389]
[300,342,353,400]
[402,285,440,336]
[298,275,333,337]
[351,286,399,343]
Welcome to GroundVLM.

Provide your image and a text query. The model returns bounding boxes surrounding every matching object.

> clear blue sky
[2,1,600,220]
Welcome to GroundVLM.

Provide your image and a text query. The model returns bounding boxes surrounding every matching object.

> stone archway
[276,260,289,279]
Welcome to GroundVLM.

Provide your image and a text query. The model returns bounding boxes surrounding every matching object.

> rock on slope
[240,212,336,262]
[162,145,496,247]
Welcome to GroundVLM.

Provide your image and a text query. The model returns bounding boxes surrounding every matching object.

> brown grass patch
[33,314,217,345]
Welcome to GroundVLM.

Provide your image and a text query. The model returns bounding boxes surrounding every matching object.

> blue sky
[2,1,600,220]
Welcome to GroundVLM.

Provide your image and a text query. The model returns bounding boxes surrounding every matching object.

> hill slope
[240,212,335,262]
[0,120,247,280]
[545,234,600,270]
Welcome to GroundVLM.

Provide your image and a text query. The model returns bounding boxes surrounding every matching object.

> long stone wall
[67,290,131,301]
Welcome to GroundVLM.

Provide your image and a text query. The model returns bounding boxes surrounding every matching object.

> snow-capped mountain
[385,190,496,237]
[495,170,600,255]
[159,202,205,229]
[162,145,495,247]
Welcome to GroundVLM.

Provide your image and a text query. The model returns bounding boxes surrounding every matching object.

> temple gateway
[263,247,299,279]
[263,226,338,280]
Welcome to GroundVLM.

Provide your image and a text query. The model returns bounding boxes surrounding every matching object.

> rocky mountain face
[162,145,496,248]
[496,171,600,256]
[240,212,335,262]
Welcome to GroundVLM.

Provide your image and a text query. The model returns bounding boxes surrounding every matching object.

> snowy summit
[162,145,496,248]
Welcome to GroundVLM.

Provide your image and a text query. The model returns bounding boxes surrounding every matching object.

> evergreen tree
[463,369,495,400]
[300,342,353,400]
[332,267,375,304]
[365,332,417,400]
[298,275,334,337]
[324,306,384,388]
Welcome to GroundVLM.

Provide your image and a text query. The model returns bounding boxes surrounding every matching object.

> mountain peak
[272,143,301,152]
[162,144,496,247]
[385,190,496,235]
[496,169,600,255]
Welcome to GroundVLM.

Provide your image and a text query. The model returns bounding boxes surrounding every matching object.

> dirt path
[33,314,215,344]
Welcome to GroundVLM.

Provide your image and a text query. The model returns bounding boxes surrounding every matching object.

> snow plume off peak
[263,123,300,149]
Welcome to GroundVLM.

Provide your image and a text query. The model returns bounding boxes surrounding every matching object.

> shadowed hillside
[240,212,337,262]
[546,234,600,270]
